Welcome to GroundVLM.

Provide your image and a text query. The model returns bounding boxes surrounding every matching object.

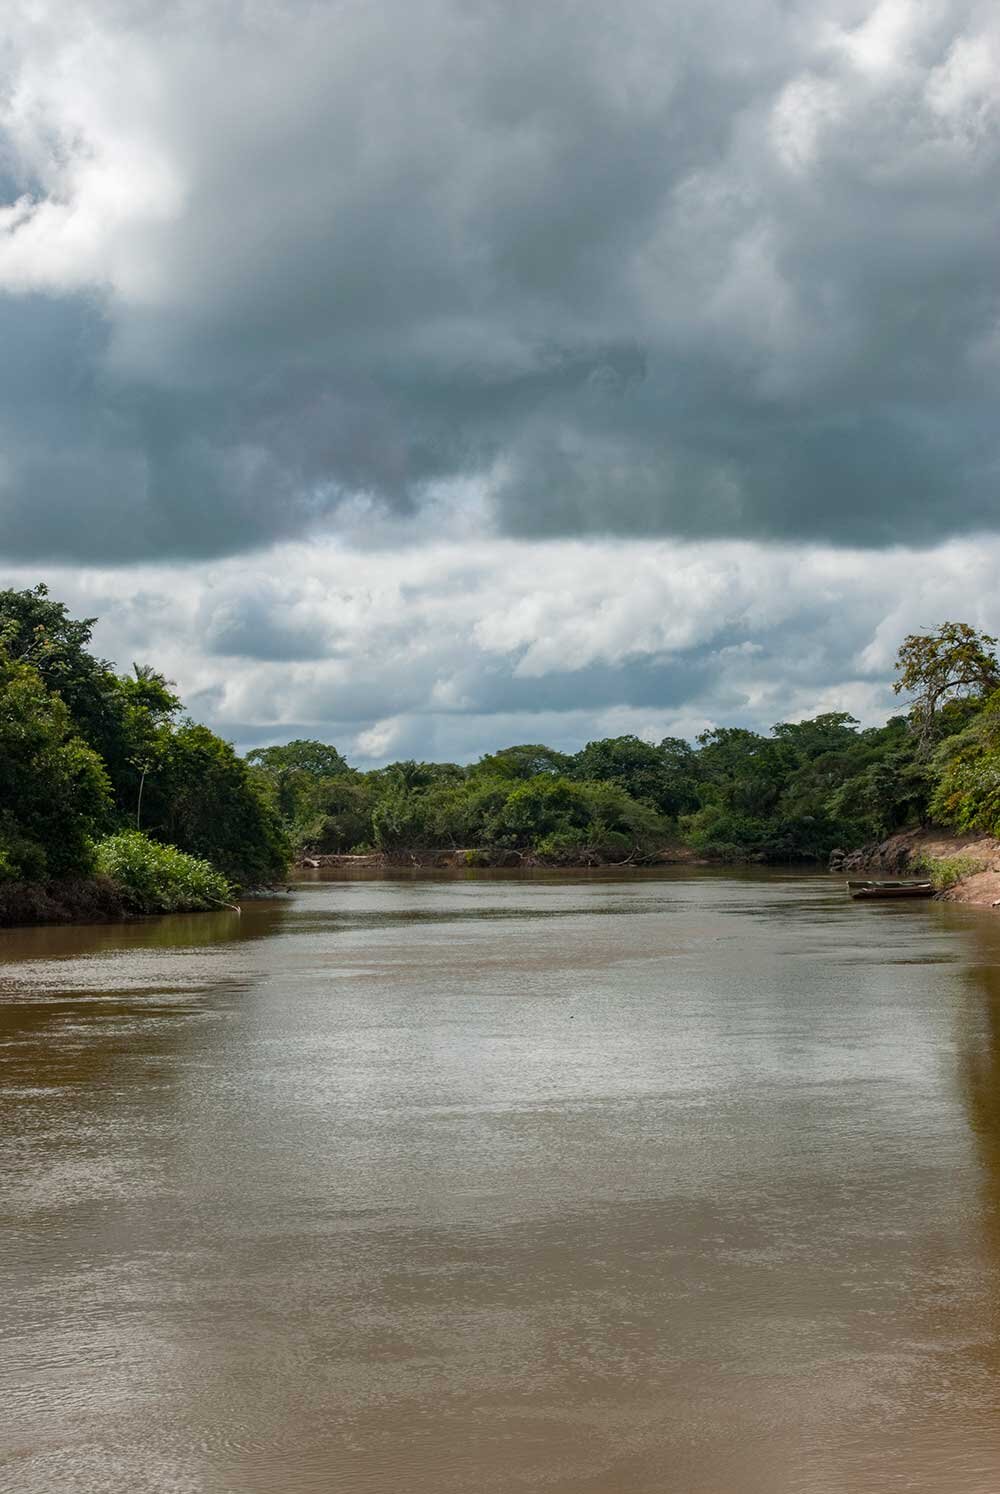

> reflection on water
[3,870,1000,1492]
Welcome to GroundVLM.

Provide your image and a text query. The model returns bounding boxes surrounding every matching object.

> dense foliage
[94,832,234,914]
[0,653,110,880]
[6,587,1000,907]
[929,689,1000,837]
[0,585,288,897]
[244,719,922,865]
[250,624,1000,863]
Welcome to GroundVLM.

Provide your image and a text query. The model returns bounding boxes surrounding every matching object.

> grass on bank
[911,852,987,891]
[94,831,235,914]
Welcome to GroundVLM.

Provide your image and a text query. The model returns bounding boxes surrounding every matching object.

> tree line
[3,585,1000,912]
[249,621,1000,864]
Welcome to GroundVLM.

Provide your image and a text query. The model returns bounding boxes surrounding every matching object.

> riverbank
[10,833,999,929]
[297,845,710,871]
[0,876,130,928]
[2,846,705,928]
[831,829,1000,908]
[0,833,252,928]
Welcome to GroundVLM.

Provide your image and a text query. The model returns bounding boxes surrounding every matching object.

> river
[3,868,1000,1492]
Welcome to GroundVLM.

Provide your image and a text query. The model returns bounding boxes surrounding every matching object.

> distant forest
[249,618,998,864]
[3,587,1000,914]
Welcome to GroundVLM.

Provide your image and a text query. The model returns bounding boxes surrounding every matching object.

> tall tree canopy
[894,623,1000,748]
[0,652,110,880]
[0,586,288,886]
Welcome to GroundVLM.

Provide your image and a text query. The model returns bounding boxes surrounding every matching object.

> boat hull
[847,881,933,900]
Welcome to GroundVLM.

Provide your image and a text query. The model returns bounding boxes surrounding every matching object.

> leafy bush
[680,806,770,855]
[94,831,233,914]
[0,832,47,884]
[534,827,593,862]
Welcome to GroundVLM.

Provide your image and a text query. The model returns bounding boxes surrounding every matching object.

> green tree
[571,734,700,816]
[294,775,378,854]
[247,739,351,829]
[479,775,667,857]
[0,652,110,879]
[372,760,466,792]
[370,785,430,851]
[929,689,1000,836]
[771,713,861,758]
[484,776,595,847]
[0,584,185,828]
[247,740,351,779]
[894,622,1000,749]
[468,744,571,781]
[695,727,789,817]
[102,665,183,830]
[146,724,289,886]
[0,583,108,728]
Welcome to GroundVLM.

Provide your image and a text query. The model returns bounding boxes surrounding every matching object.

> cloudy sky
[3,0,1000,763]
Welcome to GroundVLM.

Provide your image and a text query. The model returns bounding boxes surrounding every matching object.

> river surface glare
[4,869,1000,1492]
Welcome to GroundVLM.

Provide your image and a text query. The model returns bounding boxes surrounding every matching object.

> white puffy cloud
[5,533,997,763]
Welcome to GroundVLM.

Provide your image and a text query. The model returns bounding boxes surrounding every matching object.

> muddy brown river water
[3,868,1000,1492]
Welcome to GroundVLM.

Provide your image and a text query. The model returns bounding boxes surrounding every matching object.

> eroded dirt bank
[0,877,129,929]
[831,829,1000,908]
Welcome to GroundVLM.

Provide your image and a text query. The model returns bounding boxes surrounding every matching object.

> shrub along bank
[94,832,235,914]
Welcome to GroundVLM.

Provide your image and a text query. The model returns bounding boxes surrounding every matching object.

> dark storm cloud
[3,0,1000,559]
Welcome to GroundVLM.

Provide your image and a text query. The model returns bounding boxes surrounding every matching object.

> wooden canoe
[847,880,933,900]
